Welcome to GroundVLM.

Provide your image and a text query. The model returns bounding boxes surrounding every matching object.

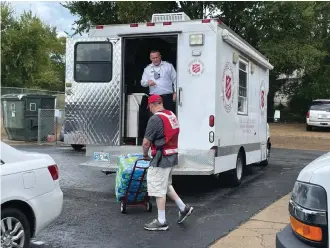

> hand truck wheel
[146,201,152,212]
[120,200,127,214]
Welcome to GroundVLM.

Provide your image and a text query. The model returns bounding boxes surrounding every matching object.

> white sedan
[1,142,63,248]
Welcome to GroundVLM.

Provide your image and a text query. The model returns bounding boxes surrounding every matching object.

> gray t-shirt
[144,114,178,168]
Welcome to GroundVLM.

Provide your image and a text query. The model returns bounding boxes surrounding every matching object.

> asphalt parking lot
[13,145,325,248]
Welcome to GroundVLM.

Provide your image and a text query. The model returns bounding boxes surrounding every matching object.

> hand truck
[120,158,152,214]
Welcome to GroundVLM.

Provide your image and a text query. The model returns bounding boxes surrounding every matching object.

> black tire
[1,208,31,248]
[71,144,84,151]
[120,200,127,214]
[229,151,245,187]
[260,159,269,166]
[306,124,312,131]
[260,141,270,166]
[146,201,152,212]
[260,159,269,167]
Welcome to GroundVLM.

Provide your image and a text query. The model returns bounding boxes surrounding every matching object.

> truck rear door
[65,37,122,145]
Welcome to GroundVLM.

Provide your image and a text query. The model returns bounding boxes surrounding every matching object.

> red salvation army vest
[150,110,180,156]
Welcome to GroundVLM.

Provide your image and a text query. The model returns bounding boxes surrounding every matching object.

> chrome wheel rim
[236,156,243,180]
[1,217,25,248]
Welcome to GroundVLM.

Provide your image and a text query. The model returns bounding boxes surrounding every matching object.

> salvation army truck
[63,12,273,185]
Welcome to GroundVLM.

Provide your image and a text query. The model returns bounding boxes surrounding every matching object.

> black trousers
[138,93,176,145]
[158,93,176,113]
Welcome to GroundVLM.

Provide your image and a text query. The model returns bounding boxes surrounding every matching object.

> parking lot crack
[249,219,288,225]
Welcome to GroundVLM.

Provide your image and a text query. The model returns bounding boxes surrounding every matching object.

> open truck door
[64,37,122,147]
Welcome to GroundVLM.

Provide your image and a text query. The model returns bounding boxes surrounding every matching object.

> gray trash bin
[1,93,56,141]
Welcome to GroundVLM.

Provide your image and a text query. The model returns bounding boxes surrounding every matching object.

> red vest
[150,110,179,156]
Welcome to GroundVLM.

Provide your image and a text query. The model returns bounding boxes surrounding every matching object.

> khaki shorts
[147,166,173,197]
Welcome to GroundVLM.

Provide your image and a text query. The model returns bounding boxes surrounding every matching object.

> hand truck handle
[136,158,151,162]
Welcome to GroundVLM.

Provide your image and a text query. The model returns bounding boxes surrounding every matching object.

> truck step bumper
[79,160,214,175]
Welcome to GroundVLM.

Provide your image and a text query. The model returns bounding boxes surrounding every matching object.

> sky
[10,1,79,37]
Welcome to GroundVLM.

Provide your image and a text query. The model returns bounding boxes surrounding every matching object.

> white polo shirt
[141,61,177,95]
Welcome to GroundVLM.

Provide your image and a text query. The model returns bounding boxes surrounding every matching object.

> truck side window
[238,59,248,115]
[74,42,113,83]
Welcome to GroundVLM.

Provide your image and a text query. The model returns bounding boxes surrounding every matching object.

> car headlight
[289,181,328,244]
[291,181,327,211]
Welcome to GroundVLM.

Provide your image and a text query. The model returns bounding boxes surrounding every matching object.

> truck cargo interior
[121,35,178,146]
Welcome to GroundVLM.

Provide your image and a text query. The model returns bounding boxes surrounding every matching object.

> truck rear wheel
[260,140,271,166]
[71,144,84,151]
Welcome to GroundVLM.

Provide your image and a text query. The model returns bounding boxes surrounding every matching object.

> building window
[74,42,113,82]
[238,60,248,114]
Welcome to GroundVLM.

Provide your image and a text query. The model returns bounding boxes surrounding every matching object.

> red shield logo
[225,75,232,100]
[261,90,265,108]
[192,63,200,73]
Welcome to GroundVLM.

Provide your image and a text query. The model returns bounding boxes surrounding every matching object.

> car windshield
[310,102,330,111]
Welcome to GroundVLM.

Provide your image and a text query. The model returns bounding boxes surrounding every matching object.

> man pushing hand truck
[142,94,194,231]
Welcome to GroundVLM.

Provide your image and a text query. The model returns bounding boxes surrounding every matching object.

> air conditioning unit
[151,12,191,23]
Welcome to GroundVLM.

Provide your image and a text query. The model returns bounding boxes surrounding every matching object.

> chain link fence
[38,109,65,145]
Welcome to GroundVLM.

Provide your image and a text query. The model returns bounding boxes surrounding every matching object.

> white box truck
[64,12,273,185]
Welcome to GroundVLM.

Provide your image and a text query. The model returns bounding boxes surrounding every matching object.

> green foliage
[1,2,65,92]
[283,2,330,117]
[60,1,119,35]
[60,1,218,34]
[116,2,179,24]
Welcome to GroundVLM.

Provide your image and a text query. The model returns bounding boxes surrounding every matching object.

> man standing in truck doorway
[141,50,177,113]
[142,94,193,231]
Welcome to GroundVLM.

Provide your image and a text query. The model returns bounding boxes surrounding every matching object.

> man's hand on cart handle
[143,154,151,160]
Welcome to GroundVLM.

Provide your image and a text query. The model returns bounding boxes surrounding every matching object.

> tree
[1,2,21,87]
[61,1,217,35]
[282,1,330,116]
[1,2,66,91]
[61,1,119,35]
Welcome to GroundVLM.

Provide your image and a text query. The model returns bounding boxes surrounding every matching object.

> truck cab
[276,151,330,248]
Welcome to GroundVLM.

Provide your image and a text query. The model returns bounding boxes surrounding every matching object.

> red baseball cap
[148,94,163,105]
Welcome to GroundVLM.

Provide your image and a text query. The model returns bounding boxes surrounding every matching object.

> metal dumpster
[1,93,56,141]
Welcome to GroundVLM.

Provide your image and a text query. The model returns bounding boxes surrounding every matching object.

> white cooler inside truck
[127,93,147,138]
